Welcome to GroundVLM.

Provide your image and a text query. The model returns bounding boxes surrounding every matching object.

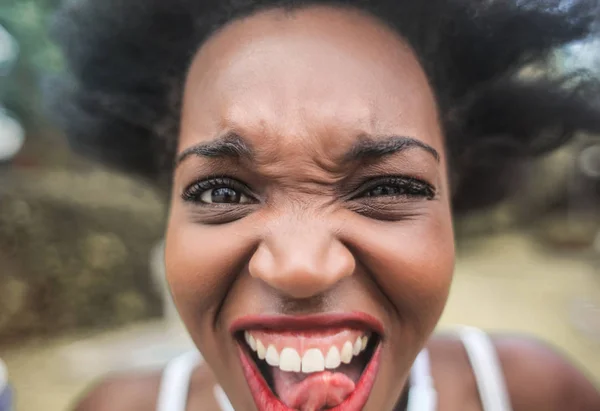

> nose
[248,216,355,299]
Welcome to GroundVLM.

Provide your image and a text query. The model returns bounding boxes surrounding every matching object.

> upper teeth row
[244,331,369,374]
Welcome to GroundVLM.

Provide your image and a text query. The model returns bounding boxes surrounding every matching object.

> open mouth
[232,314,383,411]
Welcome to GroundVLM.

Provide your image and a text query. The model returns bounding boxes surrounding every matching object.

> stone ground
[3,231,600,411]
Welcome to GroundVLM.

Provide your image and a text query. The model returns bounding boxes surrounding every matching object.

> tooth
[341,341,353,364]
[244,331,250,344]
[353,337,362,355]
[325,346,341,369]
[246,333,257,351]
[256,339,266,360]
[302,348,325,373]
[361,335,369,351]
[279,347,301,372]
[266,345,279,366]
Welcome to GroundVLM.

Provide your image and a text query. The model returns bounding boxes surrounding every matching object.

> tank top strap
[213,385,235,411]
[456,326,513,411]
[156,351,202,411]
[407,348,437,411]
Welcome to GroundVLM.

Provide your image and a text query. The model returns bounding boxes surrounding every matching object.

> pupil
[212,187,240,203]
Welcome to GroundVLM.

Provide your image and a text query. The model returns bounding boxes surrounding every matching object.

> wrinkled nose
[248,217,355,299]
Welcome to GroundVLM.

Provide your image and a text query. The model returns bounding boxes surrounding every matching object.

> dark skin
[73,6,600,411]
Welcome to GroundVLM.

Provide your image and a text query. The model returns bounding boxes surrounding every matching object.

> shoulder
[492,335,600,411]
[427,332,600,411]
[71,362,219,411]
[72,371,162,411]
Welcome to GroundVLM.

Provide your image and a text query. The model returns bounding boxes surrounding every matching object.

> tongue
[272,365,359,411]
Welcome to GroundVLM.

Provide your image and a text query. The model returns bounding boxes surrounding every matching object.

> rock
[0,277,27,330]
[0,168,165,343]
[82,233,128,271]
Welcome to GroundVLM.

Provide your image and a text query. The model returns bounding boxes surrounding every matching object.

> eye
[356,176,436,200]
[200,187,251,204]
[182,177,254,205]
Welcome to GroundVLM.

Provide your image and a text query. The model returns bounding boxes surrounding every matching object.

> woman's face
[165,6,454,411]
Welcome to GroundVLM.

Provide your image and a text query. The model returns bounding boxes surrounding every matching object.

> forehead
[179,6,442,161]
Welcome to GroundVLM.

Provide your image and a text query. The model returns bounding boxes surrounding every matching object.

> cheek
[164,211,255,334]
[345,208,454,333]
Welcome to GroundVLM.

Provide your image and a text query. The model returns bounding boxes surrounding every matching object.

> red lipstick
[230,312,384,334]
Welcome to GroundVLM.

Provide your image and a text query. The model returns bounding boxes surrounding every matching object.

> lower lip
[238,343,382,411]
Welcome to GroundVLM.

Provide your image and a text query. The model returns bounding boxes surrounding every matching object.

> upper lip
[229,312,384,335]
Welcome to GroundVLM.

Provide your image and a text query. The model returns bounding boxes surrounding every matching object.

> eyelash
[181,175,436,204]
[181,177,255,203]
[353,176,436,200]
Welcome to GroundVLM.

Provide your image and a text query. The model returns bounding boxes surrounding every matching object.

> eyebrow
[174,133,440,168]
[344,135,440,164]
[174,132,252,167]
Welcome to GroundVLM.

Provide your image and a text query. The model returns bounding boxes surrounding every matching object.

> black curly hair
[48,0,600,213]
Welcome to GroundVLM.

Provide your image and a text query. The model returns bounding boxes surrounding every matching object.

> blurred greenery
[0,0,64,129]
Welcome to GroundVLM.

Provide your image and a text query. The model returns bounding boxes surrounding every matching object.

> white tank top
[156,326,513,411]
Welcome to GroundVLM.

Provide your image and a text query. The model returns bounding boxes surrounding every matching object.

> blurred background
[0,1,599,410]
